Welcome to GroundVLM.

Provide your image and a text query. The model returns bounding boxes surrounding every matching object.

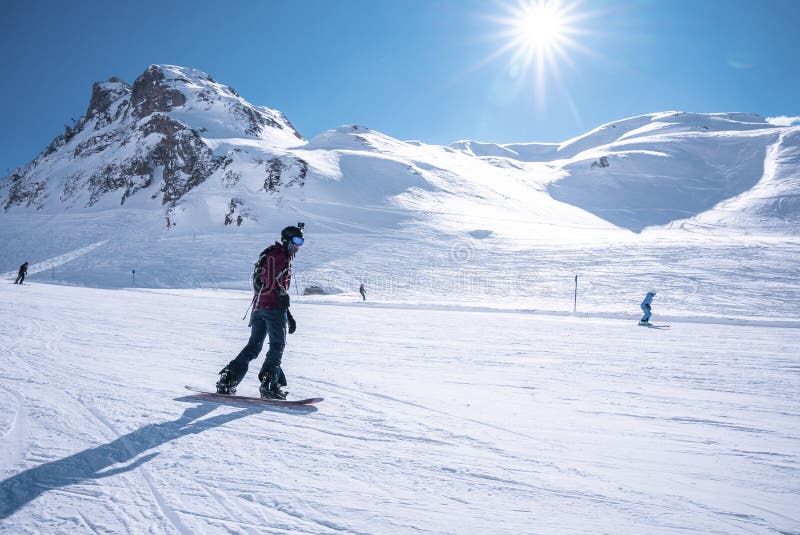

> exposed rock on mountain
[131,66,187,118]
[264,157,308,192]
[86,78,131,125]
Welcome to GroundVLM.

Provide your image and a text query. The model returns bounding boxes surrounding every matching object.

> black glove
[646,304,651,310]
[278,291,290,310]
[287,309,296,334]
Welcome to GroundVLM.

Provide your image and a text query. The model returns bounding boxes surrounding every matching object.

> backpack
[243,244,289,323]
[251,244,293,292]
[251,245,278,293]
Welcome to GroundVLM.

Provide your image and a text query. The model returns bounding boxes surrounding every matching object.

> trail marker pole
[573,274,578,313]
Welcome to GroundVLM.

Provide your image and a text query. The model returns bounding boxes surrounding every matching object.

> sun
[483,0,595,106]
[514,1,569,53]
[497,0,581,63]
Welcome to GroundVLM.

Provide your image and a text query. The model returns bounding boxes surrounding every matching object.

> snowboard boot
[216,366,238,395]
[259,367,287,400]
[639,320,651,326]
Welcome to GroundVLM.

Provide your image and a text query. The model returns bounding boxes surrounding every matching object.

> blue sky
[1,0,798,174]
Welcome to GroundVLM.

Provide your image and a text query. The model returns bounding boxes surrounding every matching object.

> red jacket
[255,242,294,310]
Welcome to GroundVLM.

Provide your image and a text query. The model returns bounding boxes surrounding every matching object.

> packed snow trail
[2,208,799,324]
[0,283,798,533]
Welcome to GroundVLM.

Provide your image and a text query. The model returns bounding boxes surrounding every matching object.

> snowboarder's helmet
[650,290,657,295]
[281,224,304,244]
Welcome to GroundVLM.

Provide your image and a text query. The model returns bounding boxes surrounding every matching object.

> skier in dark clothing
[359,283,366,301]
[216,224,304,399]
[14,262,28,284]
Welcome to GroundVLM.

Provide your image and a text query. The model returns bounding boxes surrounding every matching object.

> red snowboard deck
[185,385,323,406]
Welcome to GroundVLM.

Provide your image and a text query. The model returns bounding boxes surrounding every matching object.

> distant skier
[13,262,28,284]
[216,224,305,399]
[359,283,366,301]
[639,290,656,325]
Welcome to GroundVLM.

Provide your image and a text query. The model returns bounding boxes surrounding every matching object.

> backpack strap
[243,245,273,322]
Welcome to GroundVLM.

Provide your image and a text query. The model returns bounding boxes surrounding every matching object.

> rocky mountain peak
[0,65,307,216]
[86,77,132,125]
[131,65,187,119]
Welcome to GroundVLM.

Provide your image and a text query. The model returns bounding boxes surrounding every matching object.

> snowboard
[184,385,323,406]
[639,323,670,329]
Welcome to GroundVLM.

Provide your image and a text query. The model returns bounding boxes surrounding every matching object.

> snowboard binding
[216,366,238,395]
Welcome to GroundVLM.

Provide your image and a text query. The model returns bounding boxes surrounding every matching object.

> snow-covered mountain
[452,111,798,232]
[1,65,302,216]
[2,64,798,235]
[1,65,798,321]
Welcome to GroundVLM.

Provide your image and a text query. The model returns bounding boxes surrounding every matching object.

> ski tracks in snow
[2,284,799,533]
[0,325,47,478]
[0,374,28,472]
[289,376,695,529]
[77,397,190,533]
[0,240,108,280]
[0,303,185,532]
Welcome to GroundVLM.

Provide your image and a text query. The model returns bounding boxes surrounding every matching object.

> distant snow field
[0,283,798,533]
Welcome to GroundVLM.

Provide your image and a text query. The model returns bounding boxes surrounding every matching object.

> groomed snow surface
[1,283,798,533]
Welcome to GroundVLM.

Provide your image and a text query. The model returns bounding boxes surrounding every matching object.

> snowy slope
[690,128,800,230]
[1,67,799,323]
[451,112,795,232]
[1,283,798,533]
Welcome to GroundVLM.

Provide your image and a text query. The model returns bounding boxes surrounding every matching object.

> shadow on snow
[0,397,315,519]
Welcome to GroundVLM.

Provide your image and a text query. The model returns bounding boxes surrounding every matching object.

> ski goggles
[291,236,304,246]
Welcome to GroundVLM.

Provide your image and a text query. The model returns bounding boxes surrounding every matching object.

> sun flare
[515,1,568,53]
[485,0,594,106]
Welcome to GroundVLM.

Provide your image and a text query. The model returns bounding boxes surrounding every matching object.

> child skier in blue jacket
[640,290,656,325]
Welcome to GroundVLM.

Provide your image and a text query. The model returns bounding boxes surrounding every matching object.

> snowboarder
[13,262,28,284]
[639,290,656,325]
[359,283,366,301]
[216,224,305,399]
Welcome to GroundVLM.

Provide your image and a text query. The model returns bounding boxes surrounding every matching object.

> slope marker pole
[573,274,578,313]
